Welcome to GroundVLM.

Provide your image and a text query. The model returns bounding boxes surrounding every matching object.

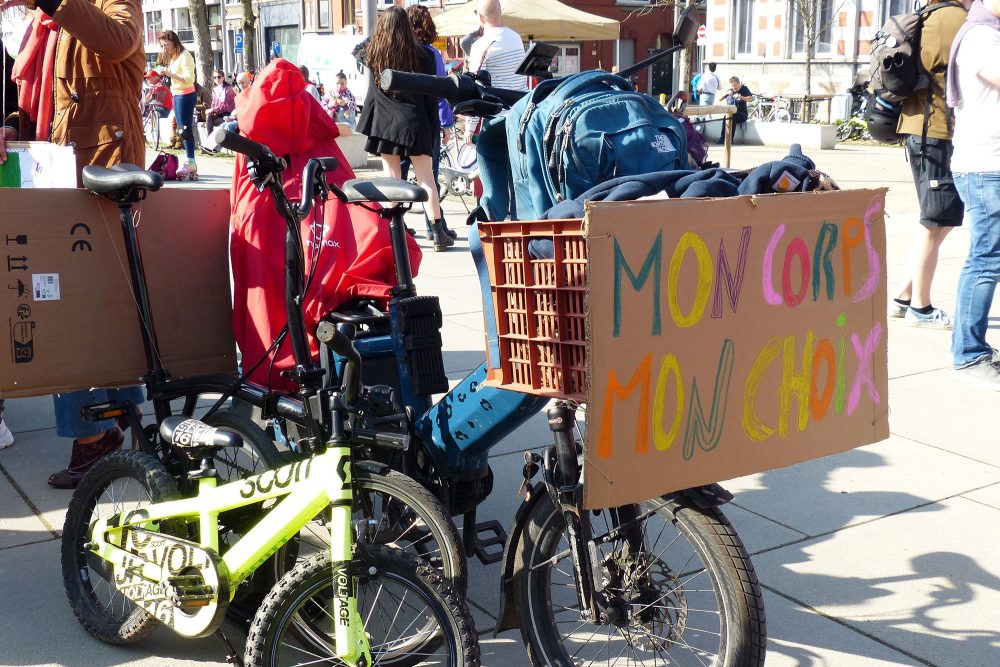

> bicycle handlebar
[213,128,277,163]
[380,70,526,110]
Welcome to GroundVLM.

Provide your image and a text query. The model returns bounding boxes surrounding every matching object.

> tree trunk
[241,0,258,71]
[678,0,694,97]
[804,44,812,122]
[188,0,214,87]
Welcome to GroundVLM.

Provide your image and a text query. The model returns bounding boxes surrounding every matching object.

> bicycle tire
[272,467,468,595]
[774,108,791,123]
[61,450,182,645]
[202,409,284,484]
[245,546,480,667]
[836,122,852,142]
[515,491,766,666]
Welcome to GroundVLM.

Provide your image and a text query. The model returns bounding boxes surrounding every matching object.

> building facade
[702,0,907,98]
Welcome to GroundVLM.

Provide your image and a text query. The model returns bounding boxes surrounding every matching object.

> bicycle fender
[494,480,549,636]
[355,459,392,476]
[668,482,734,509]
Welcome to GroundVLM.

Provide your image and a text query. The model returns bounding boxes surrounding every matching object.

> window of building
[173,8,193,43]
[144,10,162,46]
[791,0,834,55]
[342,0,357,29]
[302,0,316,30]
[882,0,910,22]
[318,0,330,28]
[733,0,755,56]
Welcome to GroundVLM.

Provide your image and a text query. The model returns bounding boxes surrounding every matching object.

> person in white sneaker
[946,0,1000,388]
[0,401,13,449]
[890,0,969,330]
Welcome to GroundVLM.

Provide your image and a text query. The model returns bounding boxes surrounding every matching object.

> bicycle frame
[88,445,371,662]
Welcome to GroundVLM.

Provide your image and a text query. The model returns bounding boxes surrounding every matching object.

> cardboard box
[1,188,236,398]
[582,189,889,508]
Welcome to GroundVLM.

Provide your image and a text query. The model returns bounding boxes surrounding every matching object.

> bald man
[467,0,527,92]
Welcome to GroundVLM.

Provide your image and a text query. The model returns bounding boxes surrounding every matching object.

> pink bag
[149,152,179,181]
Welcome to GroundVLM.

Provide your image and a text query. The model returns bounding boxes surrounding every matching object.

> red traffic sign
[697,24,707,39]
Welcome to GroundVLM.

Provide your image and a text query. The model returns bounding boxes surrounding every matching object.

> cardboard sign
[1,188,236,398]
[583,189,889,509]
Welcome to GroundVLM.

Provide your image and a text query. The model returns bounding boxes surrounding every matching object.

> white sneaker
[0,419,13,449]
[904,306,952,329]
[953,356,1000,390]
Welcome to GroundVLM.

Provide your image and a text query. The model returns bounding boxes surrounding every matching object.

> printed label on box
[32,273,60,301]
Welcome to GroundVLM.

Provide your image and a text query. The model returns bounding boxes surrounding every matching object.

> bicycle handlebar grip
[314,157,339,172]
[381,69,459,99]
[212,129,273,161]
[487,86,527,107]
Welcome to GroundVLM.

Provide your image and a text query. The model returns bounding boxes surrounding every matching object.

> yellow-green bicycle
[61,318,479,666]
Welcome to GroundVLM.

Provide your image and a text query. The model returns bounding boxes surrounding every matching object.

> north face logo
[651,134,675,154]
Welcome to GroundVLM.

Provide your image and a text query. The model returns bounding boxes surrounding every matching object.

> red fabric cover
[12,10,59,140]
[230,59,422,391]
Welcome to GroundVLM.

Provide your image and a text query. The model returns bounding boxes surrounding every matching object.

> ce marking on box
[71,223,93,252]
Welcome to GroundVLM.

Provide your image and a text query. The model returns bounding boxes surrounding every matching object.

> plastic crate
[478,219,588,400]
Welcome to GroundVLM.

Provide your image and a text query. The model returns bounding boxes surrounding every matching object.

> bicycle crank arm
[87,520,231,638]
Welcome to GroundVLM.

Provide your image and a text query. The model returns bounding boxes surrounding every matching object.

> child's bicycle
[62,153,478,665]
[61,330,479,666]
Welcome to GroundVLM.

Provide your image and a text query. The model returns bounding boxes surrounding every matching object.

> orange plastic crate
[478,219,588,400]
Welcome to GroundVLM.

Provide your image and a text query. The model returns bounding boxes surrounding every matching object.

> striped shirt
[468,26,527,92]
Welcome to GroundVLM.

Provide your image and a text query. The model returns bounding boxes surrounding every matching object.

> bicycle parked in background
[142,101,164,151]
[747,94,792,123]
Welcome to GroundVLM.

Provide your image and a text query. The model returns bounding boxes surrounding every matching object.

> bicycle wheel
[773,106,791,124]
[203,409,284,484]
[836,121,853,142]
[61,450,181,645]
[245,546,480,666]
[273,468,467,595]
[516,491,766,666]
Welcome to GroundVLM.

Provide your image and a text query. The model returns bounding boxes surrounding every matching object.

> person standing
[0,403,12,450]
[355,6,452,250]
[0,0,147,486]
[464,0,526,141]
[158,30,197,178]
[404,4,458,241]
[890,0,970,329]
[697,62,720,106]
[946,0,1000,387]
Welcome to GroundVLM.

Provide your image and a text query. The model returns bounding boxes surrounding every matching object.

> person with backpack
[888,0,971,329]
[946,0,1000,388]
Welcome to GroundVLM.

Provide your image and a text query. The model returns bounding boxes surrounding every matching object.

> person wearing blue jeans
[945,1,1000,388]
[47,387,145,488]
[158,30,198,177]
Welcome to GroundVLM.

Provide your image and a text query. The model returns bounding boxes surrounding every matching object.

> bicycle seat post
[386,206,416,297]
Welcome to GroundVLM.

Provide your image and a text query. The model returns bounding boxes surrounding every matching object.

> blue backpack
[478,71,688,221]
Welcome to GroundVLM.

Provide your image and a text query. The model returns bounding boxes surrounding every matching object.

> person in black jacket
[356,6,453,251]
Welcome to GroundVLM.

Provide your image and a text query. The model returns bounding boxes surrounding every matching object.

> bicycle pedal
[472,520,506,565]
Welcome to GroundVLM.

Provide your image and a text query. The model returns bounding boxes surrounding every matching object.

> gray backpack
[868,2,959,103]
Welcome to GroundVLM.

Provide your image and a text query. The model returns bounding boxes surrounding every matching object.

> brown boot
[47,427,125,489]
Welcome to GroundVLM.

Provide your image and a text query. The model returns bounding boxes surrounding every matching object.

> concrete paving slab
[723,434,999,537]
[959,483,1000,512]
[1,539,234,666]
[0,471,54,549]
[761,588,923,666]
[889,370,1000,467]
[754,496,1000,667]
[0,395,57,434]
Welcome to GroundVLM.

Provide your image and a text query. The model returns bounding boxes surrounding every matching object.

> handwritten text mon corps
[594,197,884,462]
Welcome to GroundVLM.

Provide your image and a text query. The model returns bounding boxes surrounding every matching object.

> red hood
[236,58,339,154]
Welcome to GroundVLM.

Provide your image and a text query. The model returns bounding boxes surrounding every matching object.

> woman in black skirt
[356,6,453,250]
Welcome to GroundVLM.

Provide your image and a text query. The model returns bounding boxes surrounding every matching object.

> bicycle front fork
[545,401,602,623]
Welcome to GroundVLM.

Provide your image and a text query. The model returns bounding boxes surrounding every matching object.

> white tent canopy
[433,0,620,42]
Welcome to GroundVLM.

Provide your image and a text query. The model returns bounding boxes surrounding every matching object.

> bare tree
[788,0,848,121]
[188,0,214,87]
[241,0,258,71]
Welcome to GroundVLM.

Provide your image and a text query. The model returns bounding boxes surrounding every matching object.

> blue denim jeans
[53,387,145,439]
[952,172,1000,368]
[172,91,197,161]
